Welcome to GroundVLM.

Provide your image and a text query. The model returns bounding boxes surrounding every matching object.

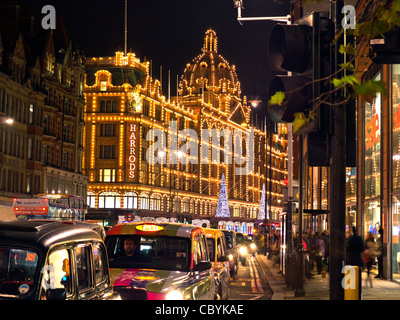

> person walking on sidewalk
[364,232,379,288]
[322,230,330,272]
[375,228,383,278]
[315,232,325,274]
[347,226,364,268]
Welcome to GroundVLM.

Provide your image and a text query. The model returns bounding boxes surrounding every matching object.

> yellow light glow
[136,224,164,232]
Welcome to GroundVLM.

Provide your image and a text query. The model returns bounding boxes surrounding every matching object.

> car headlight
[239,246,248,255]
[228,254,234,261]
[165,290,184,300]
[250,243,256,250]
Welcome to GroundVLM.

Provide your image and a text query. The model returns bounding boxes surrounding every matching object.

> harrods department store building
[83,30,288,231]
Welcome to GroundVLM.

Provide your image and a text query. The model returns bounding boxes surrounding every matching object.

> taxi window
[107,235,190,271]
[46,249,72,296]
[217,237,224,259]
[0,248,38,298]
[224,233,234,249]
[193,235,208,265]
[92,243,108,285]
[75,245,91,292]
[206,238,215,261]
[200,235,209,261]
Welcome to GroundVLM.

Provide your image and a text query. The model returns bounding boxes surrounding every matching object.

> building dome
[180,29,241,98]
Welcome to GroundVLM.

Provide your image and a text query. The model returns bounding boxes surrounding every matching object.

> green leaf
[339,43,355,56]
[292,112,308,133]
[331,75,359,88]
[268,91,285,106]
[354,80,387,103]
[338,62,355,72]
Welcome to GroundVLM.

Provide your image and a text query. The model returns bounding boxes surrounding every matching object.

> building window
[87,191,96,208]
[98,191,121,209]
[364,72,382,199]
[99,124,117,137]
[151,194,161,211]
[139,193,150,210]
[364,71,382,238]
[99,145,116,159]
[29,104,34,124]
[123,192,138,209]
[100,81,107,92]
[99,168,116,182]
[393,65,400,190]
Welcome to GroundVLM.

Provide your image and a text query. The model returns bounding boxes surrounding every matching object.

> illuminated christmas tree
[215,174,230,218]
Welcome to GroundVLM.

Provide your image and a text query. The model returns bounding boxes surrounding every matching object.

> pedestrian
[315,232,325,274]
[375,228,383,278]
[364,232,379,288]
[347,226,364,268]
[322,230,330,272]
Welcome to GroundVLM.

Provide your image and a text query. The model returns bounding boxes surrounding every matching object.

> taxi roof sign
[136,224,164,232]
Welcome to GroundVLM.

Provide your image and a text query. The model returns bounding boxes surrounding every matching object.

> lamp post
[159,150,183,222]
[249,98,270,257]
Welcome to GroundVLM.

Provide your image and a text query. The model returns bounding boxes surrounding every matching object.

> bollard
[343,265,361,300]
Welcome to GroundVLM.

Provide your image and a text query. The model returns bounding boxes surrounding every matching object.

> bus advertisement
[13,199,49,218]
[13,194,85,221]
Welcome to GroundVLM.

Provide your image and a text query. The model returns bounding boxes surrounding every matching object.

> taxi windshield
[0,248,39,298]
[106,235,190,271]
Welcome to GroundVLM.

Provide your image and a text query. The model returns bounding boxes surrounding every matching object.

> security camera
[233,0,243,9]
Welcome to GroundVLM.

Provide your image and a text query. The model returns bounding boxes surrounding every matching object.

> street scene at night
[1,0,400,314]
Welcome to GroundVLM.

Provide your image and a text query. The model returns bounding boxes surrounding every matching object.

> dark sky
[17,0,290,114]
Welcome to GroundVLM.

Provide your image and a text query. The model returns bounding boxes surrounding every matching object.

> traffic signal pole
[233,0,298,291]
[329,0,346,300]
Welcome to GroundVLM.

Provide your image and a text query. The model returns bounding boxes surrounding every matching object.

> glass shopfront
[364,72,382,238]
[392,64,400,281]
[392,196,400,280]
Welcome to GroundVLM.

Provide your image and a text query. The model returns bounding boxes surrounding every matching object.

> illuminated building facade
[84,30,288,231]
[0,3,87,220]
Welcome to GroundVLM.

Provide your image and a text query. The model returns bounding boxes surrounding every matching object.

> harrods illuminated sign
[129,123,137,179]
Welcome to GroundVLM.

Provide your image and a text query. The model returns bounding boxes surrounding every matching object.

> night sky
[16,0,290,117]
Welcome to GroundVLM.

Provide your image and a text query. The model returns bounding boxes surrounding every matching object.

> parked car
[0,220,120,300]
[105,222,215,300]
[33,219,107,240]
[222,230,239,277]
[203,228,230,300]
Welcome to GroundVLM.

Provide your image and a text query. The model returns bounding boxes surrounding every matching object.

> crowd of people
[285,226,383,287]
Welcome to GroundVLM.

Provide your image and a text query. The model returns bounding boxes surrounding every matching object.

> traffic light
[267,11,332,134]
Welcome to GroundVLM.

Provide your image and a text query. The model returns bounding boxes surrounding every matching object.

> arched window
[139,193,150,210]
[106,100,112,112]
[182,198,190,214]
[112,100,118,112]
[87,191,96,208]
[98,191,121,209]
[151,194,161,211]
[173,197,181,213]
[100,100,105,113]
[123,192,138,209]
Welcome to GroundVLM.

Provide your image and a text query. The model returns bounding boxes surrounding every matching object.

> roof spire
[203,29,217,53]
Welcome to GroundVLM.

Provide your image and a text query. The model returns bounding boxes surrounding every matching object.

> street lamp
[1,117,14,125]
[250,99,271,256]
[159,149,184,221]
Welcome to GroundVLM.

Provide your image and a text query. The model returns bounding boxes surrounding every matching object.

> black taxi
[0,220,120,300]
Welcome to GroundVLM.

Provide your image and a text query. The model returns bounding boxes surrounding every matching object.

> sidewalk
[256,254,400,300]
